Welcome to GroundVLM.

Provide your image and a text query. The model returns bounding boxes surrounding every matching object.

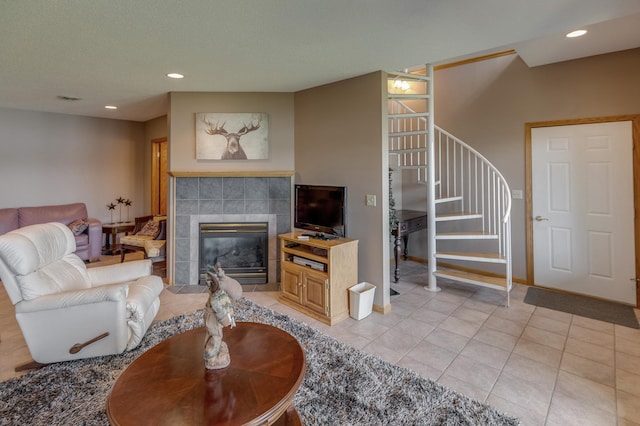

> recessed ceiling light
[566,29,587,38]
[167,73,184,79]
[105,105,118,110]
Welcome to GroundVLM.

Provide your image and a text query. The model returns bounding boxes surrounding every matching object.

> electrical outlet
[511,189,523,200]
[365,194,376,206]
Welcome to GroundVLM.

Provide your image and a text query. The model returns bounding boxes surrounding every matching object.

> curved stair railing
[387,67,512,305]
[432,126,512,305]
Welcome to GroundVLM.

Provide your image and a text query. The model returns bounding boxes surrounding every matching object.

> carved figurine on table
[204,264,243,370]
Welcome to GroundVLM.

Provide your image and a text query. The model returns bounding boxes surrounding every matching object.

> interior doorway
[151,138,168,216]
[525,115,640,307]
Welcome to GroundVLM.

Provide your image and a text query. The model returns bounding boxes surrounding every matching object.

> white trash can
[349,282,376,320]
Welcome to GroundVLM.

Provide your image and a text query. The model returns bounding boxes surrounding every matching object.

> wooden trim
[373,303,391,314]
[151,141,158,213]
[169,170,295,178]
[634,117,640,308]
[525,115,640,308]
[434,50,517,71]
[525,123,534,287]
[524,115,640,128]
[391,51,517,76]
[151,138,168,215]
[403,255,428,265]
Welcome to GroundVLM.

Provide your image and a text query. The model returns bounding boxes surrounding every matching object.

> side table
[106,323,306,425]
[392,210,427,283]
[101,222,135,255]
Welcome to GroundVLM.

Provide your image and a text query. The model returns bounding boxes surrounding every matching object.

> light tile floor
[2,259,640,425]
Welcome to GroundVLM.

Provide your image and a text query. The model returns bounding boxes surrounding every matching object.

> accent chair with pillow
[0,222,164,367]
[120,215,167,263]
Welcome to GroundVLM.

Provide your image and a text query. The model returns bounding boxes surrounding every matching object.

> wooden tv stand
[279,232,358,325]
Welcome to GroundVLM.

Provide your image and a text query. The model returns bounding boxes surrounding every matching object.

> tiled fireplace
[173,174,292,287]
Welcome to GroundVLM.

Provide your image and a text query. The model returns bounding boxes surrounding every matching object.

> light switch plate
[366,194,376,206]
[511,189,523,200]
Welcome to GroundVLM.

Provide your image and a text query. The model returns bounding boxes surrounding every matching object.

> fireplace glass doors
[199,222,268,285]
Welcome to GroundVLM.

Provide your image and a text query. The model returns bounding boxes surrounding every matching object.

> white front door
[532,121,636,304]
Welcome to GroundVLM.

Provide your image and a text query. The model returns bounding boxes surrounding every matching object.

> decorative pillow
[136,220,160,238]
[68,219,88,236]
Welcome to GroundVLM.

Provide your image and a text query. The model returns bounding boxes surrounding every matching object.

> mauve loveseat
[0,203,101,262]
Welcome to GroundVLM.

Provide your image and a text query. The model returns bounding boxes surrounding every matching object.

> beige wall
[294,72,390,309]
[167,92,295,284]
[0,108,147,224]
[422,47,640,280]
[168,92,294,172]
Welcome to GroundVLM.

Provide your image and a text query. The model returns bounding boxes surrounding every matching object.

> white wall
[0,108,147,224]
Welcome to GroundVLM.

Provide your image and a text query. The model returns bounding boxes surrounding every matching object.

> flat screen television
[294,184,347,237]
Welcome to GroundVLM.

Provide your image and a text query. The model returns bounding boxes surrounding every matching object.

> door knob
[534,216,549,221]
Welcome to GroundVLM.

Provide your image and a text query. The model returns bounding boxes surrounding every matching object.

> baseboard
[373,303,391,314]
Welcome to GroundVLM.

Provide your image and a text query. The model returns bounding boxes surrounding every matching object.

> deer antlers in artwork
[202,118,262,160]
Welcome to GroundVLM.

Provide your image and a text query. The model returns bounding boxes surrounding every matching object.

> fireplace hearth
[199,222,268,285]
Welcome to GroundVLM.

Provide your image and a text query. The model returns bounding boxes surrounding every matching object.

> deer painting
[201,117,262,160]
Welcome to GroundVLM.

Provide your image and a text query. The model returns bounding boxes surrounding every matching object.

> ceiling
[2,1,640,122]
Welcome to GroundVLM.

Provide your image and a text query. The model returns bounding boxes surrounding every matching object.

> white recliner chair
[0,222,164,366]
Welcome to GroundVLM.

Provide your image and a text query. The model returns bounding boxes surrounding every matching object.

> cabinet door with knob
[281,262,328,315]
[302,269,329,316]
[281,264,303,303]
[278,232,358,325]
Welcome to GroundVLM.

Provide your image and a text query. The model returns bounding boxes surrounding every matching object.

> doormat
[524,286,639,329]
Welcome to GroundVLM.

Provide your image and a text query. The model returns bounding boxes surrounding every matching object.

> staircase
[387,66,512,306]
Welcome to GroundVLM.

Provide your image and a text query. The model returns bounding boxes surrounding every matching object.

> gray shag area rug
[0,298,519,425]
[524,286,639,329]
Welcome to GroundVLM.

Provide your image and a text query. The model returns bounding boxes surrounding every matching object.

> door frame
[151,137,168,216]
[525,114,640,307]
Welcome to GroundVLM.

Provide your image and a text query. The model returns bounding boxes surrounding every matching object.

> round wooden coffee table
[106,322,306,425]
